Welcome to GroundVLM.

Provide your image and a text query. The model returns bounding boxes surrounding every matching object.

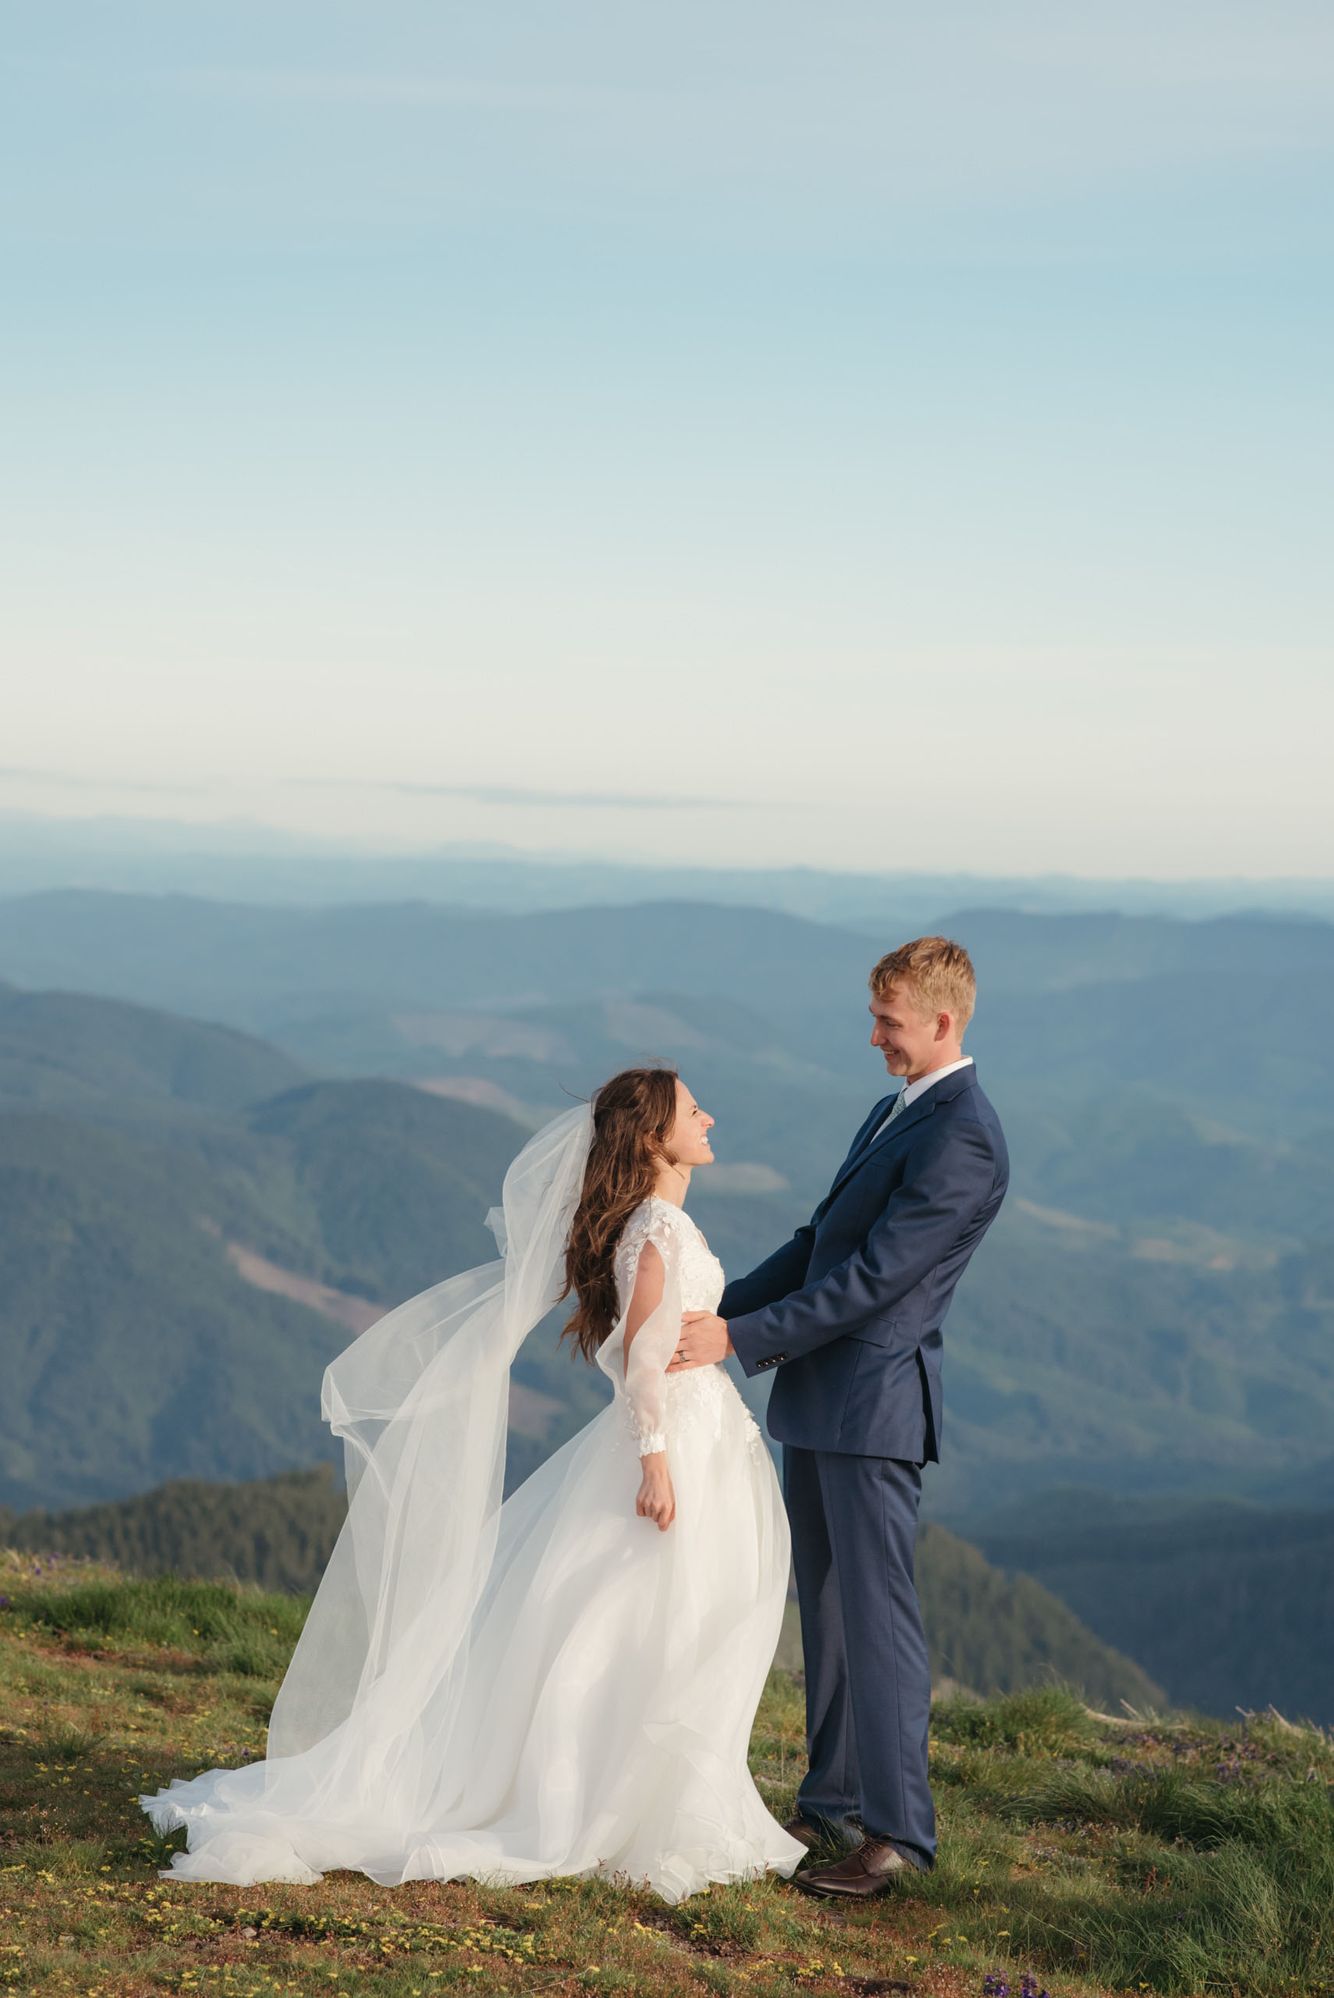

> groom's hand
[668,1311,734,1371]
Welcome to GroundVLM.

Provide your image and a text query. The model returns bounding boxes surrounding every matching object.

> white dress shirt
[871,1055,974,1143]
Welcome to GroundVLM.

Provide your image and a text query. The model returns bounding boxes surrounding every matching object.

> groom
[669,935,1008,1897]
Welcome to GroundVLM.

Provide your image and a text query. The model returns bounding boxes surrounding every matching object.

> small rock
[241,1925,258,1940]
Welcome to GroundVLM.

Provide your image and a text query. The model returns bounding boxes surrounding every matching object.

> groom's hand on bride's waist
[668,1312,734,1370]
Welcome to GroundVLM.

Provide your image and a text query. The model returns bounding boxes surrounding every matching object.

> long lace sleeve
[604,1199,689,1458]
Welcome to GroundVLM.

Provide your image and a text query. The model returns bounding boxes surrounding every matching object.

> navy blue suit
[724,1063,1008,1864]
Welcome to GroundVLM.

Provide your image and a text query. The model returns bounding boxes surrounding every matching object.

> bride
[140,1066,806,1902]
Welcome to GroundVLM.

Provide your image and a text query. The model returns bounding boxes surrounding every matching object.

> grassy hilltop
[2,1551,1331,1998]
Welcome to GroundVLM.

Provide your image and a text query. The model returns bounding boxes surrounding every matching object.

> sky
[3,2,1333,878]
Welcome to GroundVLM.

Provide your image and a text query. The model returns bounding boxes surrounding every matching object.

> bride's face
[664,1079,716,1169]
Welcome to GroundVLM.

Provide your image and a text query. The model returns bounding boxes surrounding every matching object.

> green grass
[11,1568,308,1678]
[2,1548,1332,1998]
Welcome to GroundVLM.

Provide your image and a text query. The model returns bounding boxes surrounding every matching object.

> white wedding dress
[140,1156,805,1903]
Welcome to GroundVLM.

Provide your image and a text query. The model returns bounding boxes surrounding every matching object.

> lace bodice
[613,1197,725,1316]
[597,1197,762,1462]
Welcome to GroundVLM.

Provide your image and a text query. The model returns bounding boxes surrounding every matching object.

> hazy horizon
[3,805,1334,927]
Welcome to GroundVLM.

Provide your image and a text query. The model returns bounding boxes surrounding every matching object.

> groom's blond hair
[870,936,976,1033]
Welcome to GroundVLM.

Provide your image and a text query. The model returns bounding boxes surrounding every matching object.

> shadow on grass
[0,1721,257,1868]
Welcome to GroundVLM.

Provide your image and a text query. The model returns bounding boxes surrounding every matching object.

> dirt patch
[223,1244,384,1333]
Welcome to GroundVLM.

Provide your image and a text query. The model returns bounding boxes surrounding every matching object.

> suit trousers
[783,1443,936,1869]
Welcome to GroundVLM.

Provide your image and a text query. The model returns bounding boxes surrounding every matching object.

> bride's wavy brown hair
[559,1065,680,1362]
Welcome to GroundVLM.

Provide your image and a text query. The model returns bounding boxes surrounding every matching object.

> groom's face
[868,982,945,1082]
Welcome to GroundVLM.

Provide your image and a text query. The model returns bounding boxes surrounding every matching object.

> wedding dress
[140,1104,804,1902]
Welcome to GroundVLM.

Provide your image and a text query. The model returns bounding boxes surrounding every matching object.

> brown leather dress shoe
[780,1814,825,1851]
[792,1834,917,1898]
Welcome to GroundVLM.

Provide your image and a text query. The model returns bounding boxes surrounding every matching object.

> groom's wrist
[723,1311,773,1377]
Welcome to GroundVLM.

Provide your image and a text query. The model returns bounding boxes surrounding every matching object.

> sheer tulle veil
[264,1101,595,1794]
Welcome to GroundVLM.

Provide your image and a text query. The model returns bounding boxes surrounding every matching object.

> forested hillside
[0,1060,594,1510]
[0,1465,1163,1709]
[956,1485,1334,1726]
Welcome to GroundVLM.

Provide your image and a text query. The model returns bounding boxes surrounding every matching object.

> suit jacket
[723,1065,1008,1462]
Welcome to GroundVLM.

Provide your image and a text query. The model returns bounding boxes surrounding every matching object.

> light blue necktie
[872,1088,910,1143]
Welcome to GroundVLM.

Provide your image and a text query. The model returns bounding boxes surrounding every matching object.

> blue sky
[3,2,1332,876]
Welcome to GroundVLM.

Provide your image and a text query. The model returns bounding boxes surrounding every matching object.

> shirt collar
[900,1054,974,1110]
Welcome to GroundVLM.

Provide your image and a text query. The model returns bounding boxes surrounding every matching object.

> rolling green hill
[0,1110,349,1511]
[0,978,309,1117]
[929,1198,1334,1512]
[0,1061,595,1511]
[244,1078,532,1298]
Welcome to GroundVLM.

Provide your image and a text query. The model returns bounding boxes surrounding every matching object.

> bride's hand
[636,1453,676,1532]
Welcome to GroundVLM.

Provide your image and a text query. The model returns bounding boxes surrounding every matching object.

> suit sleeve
[727,1120,999,1377]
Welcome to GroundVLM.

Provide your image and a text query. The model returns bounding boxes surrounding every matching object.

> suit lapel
[825,1089,939,1201]
[819,1067,979,1210]
[811,1096,893,1222]
[842,1094,894,1169]
[825,1064,980,1203]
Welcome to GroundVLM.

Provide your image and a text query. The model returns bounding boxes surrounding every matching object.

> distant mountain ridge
[3,894,1331,1147]
[0,896,887,1066]
[3,815,1333,922]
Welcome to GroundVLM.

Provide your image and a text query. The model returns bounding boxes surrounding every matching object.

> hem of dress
[139,1793,804,1902]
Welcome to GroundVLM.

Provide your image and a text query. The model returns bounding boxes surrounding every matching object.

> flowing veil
[272,1100,594,1759]
[143,1103,596,1871]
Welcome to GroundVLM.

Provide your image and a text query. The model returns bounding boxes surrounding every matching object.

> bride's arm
[623,1237,677,1531]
